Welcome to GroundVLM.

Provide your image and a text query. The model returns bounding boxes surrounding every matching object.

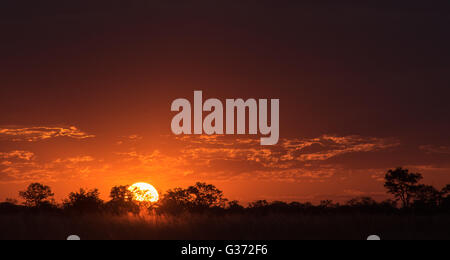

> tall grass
[1,212,450,240]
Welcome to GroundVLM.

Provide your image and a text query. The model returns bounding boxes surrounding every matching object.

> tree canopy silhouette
[106,185,139,215]
[63,188,103,213]
[158,182,227,214]
[187,182,228,208]
[110,185,134,202]
[19,183,54,208]
[384,167,423,208]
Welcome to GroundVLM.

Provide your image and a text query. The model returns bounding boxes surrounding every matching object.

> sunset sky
[1,1,450,204]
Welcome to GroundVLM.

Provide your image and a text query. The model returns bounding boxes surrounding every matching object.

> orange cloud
[0,154,104,184]
[53,156,95,164]
[175,134,399,165]
[0,150,35,161]
[111,134,400,183]
[288,135,400,162]
[0,126,95,142]
[0,133,402,191]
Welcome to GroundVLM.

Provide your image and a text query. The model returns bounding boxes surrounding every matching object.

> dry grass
[0,213,449,240]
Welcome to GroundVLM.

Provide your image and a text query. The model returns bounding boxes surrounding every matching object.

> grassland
[1,212,449,240]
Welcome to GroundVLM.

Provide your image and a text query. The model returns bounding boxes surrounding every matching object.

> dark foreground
[1,213,449,240]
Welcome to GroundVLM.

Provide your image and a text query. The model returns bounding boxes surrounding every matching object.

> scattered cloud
[0,154,104,183]
[128,135,143,141]
[0,151,35,161]
[420,145,450,155]
[288,135,400,162]
[0,133,402,185]
[0,126,95,142]
[343,189,367,197]
[116,134,144,145]
[53,156,95,164]
[175,134,399,165]
[113,134,400,183]
[343,189,387,198]
[405,164,450,173]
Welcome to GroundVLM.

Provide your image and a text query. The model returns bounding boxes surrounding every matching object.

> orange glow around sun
[128,182,160,203]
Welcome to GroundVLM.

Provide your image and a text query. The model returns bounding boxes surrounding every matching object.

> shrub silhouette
[347,197,377,207]
[63,188,104,214]
[19,183,55,208]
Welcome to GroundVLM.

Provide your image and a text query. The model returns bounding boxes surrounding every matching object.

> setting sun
[128,183,159,203]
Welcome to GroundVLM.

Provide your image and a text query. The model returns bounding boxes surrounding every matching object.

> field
[1,213,449,240]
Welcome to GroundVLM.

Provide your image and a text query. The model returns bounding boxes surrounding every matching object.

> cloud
[0,126,95,142]
[0,133,400,185]
[53,156,95,164]
[0,151,35,161]
[127,135,143,141]
[294,135,400,162]
[405,164,450,173]
[116,134,144,145]
[175,134,399,165]
[420,145,450,155]
[0,154,105,183]
[113,134,399,183]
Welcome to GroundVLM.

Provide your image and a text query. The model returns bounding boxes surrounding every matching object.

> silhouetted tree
[187,182,228,209]
[158,188,192,214]
[379,199,398,209]
[441,184,450,211]
[344,197,397,214]
[19,183,54,208]
[384,168,423,208]
[110,185,133,202]
[158,183,227,214]
[413,185,441,208]
[320,200,335,208]
[63,188,104,214]
[248,200,269,209]
[442,185,450,195]
[106,185,139,215]
[227,200,245,213]
[347,197,377,207]
[441,185,450,202]
[268,201,293,214]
